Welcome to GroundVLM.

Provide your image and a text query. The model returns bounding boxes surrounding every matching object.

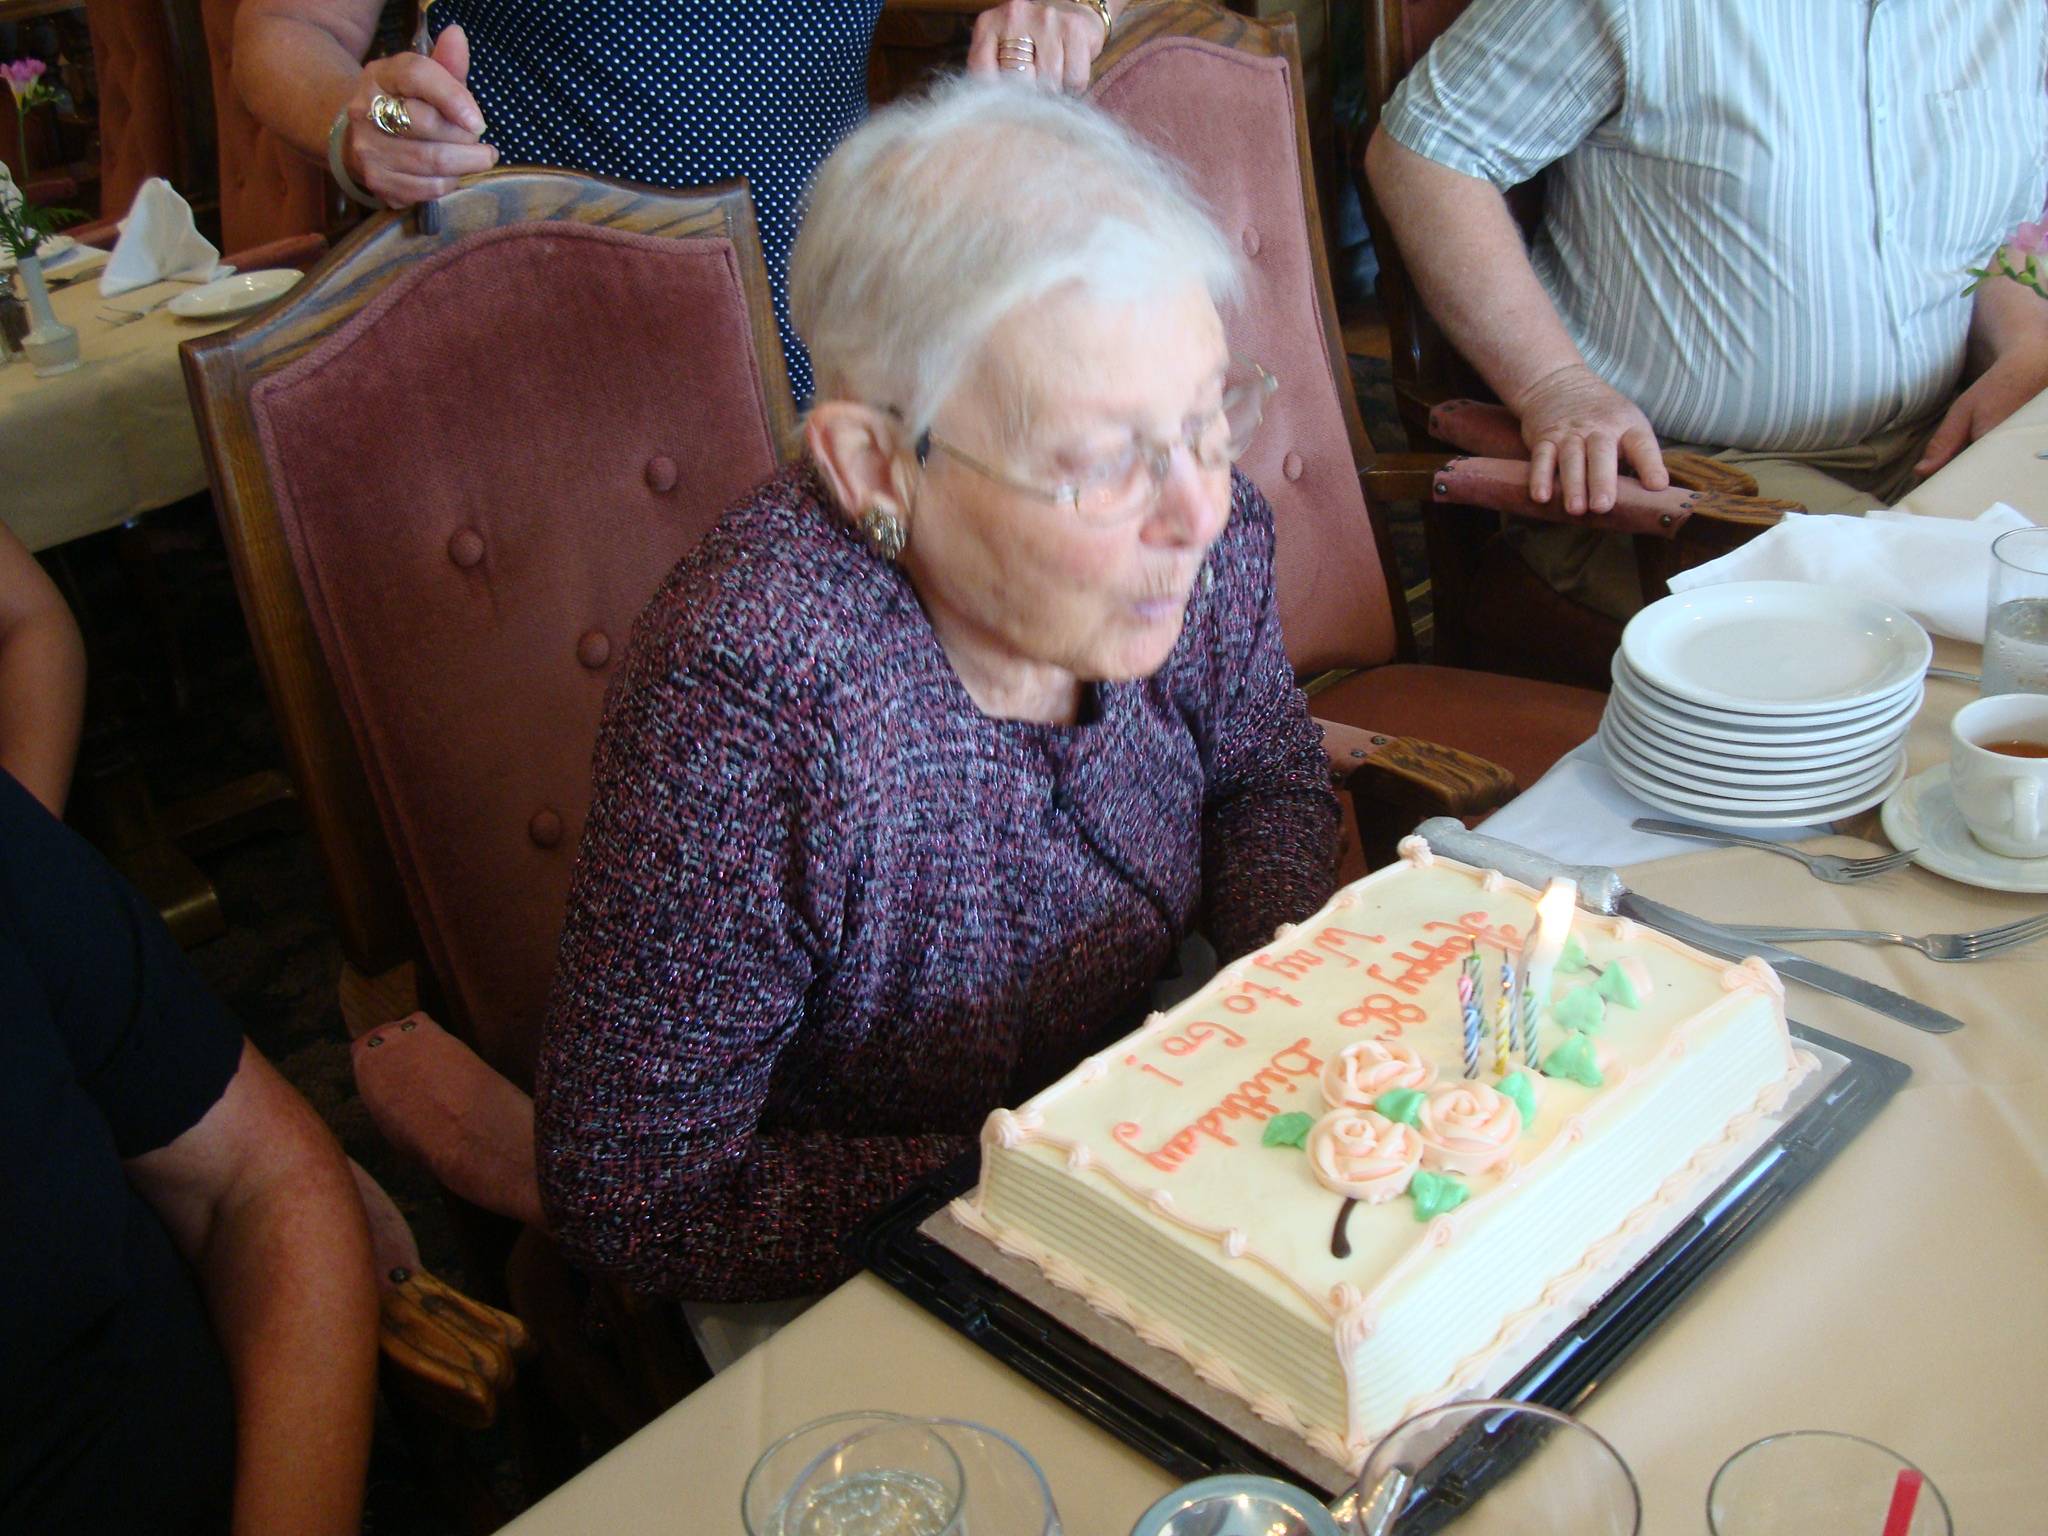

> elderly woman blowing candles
[536,79,1339,1312]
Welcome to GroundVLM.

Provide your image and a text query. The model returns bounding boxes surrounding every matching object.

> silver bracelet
[327,108,381,208]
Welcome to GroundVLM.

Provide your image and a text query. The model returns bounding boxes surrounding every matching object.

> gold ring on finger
[369,92,414,137]
[995,36,1038,72]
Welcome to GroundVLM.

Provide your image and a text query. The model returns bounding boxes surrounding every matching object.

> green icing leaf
[1496,1071,1537,1126]
[1595,960,1643,1008]
[1542,1031,1605,1088]
[1262,1112,1314,1149]
[1558,934,1592,973]
[1409,1170,1469,1221]
[1374,1088,1427,1126]
[1551,983,1605,1033]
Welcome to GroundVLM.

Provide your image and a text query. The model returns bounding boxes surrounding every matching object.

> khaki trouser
[1505,415,1940,622]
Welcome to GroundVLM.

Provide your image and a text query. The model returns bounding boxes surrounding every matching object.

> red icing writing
[1124,1054,1184,1088]
[1364,932,1474,997]
[1422,911,1525,953]
[1337,992,1428,1034]
[1220,978,1302,1014]
[1310,925,1388,969]
[1112,1038,1323,1173]
[1159,1020,1246,1057]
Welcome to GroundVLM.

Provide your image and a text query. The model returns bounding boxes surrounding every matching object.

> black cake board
[855,1022,1907,1501]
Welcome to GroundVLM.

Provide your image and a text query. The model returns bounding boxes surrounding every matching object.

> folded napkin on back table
[1666,504,2034,643]
[97,178,226,297]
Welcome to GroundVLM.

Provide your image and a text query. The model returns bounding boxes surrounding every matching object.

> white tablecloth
[2,249,238,552]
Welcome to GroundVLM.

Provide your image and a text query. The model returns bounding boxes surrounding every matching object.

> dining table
[501,396,2048,1534]
[1,245,243,553]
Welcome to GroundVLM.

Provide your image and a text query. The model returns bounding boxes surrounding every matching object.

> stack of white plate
[1600,581,1931,829]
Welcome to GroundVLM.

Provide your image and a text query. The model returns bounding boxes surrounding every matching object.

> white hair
[789,75,1242,434]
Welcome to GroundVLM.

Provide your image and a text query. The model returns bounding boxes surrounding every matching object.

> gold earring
[860,503,907,561]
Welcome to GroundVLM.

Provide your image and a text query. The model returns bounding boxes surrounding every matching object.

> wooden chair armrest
[1318,719,1518,868]
[377,1264,533,1431]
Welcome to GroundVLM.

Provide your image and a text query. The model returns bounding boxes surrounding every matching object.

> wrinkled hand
[967,0,1110,93]
[342,24,497,209]
[1914,339,2048,477]
[1515,363,1669,514]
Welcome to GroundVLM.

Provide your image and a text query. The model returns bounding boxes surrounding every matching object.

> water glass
[744,1413,960,1536]
[1981,527,2048,696]
[1341,1399,1639,1535]
[1707,1431,1951,1536]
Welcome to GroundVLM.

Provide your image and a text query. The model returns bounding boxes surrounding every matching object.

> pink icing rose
[1321,1038,1437,1109]
[1415,1083,1521,1176]
[1306,1109,1423,1203]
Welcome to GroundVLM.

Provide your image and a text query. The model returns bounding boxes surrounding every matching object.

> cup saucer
[1880,763,2048,893]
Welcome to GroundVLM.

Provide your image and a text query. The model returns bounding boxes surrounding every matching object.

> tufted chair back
[184,172,796,1081]
[1093,0,1410,676]
[84,0,210,219]
[199,0,331,252]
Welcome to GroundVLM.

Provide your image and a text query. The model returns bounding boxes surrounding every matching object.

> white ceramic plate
[1601,730,1907,826]
[1599,722,1901,809]
[1621,581,1931,714]
[1605,694,1911,771]
[0,232,76,273]
[166,267,301,319]
[1612,658,1924,745]
[1613,650,1922,732]
[1879,763,2048,894]
[1599,718,1899,802]
[1600,706,1904,790]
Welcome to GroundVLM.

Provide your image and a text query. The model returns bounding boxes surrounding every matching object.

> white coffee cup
[1950,693,2048,858]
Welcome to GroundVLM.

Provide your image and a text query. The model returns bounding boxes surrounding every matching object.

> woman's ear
[805,402,914,526]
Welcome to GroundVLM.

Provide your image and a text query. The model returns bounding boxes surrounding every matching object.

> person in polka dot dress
[237,0,1130,400]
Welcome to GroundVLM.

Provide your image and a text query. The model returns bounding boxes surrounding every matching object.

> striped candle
[1520,979,1542,1072]
[1495,952,1513,1076]
[1458,952,1481,1077]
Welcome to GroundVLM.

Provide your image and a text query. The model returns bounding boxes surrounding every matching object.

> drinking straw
[1880,1468,1924,1536]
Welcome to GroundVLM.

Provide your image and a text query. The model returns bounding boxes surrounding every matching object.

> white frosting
[956,854,1805,1471]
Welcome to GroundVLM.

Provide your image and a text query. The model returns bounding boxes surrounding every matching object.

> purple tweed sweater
[536,464,1338,1301]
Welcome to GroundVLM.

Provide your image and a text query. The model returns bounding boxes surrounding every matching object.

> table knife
[1410,818,1964,1034]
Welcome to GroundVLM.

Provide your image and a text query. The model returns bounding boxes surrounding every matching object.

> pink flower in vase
[3,59,48,99]
[2009,216,2048,260]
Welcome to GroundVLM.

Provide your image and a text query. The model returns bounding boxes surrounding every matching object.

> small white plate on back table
[1621,581,1932,715]
[1880,763,2048,894]
[167,268,301,319]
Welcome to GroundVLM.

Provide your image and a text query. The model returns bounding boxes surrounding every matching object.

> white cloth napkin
[97,178,226,297]
[1666,504,2035,643]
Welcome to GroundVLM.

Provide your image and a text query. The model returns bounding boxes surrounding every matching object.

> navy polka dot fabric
[432,1,884,401]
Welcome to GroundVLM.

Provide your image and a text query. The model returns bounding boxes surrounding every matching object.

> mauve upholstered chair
[1094,0,1608,862]
[184,169,798,1443]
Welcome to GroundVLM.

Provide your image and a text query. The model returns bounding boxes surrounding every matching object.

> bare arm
[127,1040,379,1536]
[1364,127,1667,511]
[236,0,494,208]
[1915,260,2048,475]
[0,521,85,816]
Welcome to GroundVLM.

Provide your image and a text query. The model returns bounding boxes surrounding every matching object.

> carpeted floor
[53,343,1420,1531]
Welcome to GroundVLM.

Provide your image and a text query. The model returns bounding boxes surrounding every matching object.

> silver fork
[1631,818,1919,883]
[1719,912,2048,962]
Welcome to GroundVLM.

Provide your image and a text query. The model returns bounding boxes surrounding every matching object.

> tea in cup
[1950,694,2048,858]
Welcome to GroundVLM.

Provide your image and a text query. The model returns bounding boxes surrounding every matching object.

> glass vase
[16,251,80,376]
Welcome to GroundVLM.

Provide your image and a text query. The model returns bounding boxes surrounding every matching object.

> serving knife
[1411,818,1964,1034]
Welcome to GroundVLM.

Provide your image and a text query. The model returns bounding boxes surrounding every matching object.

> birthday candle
[1520,980,1542,1072]
[1495,952,1513,1076]
[1459,952,1480,1077]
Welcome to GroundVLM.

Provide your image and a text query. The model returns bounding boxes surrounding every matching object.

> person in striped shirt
[1366,0,2048,620]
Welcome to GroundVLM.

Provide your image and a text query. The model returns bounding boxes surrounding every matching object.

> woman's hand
[967,0,1114,94]
[340,23,497,208]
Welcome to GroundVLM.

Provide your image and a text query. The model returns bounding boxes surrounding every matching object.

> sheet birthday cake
[950,835,1812,1471]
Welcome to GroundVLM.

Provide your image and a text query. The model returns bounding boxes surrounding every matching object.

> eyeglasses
[915,355,1277,528]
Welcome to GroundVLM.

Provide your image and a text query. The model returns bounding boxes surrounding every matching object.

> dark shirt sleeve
[535,627,963,1302]
[0,768,242,1156]
[1194,476,1341,961]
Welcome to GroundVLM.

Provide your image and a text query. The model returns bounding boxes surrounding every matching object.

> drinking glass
[1707,1431,1951,1536]
[1340,1399,1640,1535]
[743,1412,961,1536]
[1981,527,2048,696]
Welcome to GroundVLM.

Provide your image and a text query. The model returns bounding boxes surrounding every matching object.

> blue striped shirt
[1384,0,2048,451]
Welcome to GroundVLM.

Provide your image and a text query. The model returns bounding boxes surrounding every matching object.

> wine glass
[744,1412,961,1536]
[1340,1399,1640,1535]
[1707,1431,1951,1536]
